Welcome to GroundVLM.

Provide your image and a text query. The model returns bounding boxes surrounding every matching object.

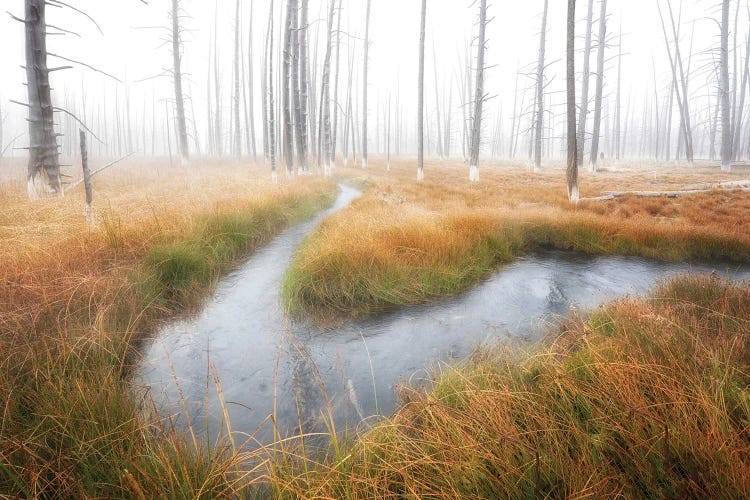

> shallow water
[137,185,750,446]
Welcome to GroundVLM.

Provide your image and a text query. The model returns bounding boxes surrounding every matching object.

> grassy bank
[271,275,750,498]
[0,163,336,497]
[283,161,750,320]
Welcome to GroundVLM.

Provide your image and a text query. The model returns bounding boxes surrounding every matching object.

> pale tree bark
[319,0,336,175]
[79,130,93,224]
[291,0,303,173]
[247,0,257,161]
[533,0,549,173]
[615,25,622,160]
[567,0,579,202]
[361,0,372,169]
[266,0,277,181]
[432,43,443,159]
[24,0,61,197]
[282,0,296,175]
[297,0,309,172]
[720,0,732,172]
[331,0,343,164]
[233,0,242,157]
[386,94,391,170]
[418,0,426,182]
[589,0,607,172]
[663,0,694,163]
[577,0,595,168]
[733,32,749,161]
[172,0,189,163]
[469,0,488,183]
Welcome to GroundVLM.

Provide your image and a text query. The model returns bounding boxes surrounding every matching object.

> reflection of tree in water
[546,274,570,316]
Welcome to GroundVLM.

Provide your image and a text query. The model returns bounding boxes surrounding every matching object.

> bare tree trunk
[577,0,595,168]
[283,0,296,175]
[319,0,336,175]
[615,25,622,161]
[297,0,309,172]
[248,0,257,161]
[432,42,443,159]
[469,0,488,182]
[387,94,391,170]
[331,0,343,164]
[79,130,93,224]
[172,0,189,163]
[733,32,749,161]
[589,0,607,172]
[567,0,579,202]
[266,0,277,181]
[720,0,732,172]
[361,0,372,169]
[533,0,549,172]
[418,0,426,181]
[233,0,242,157]
[662,0,693,163]
[24,0,61,197]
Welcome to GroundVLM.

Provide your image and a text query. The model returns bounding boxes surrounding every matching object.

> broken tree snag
[25,0,62,198]
[79,130,93,225]
[469,0,488,183]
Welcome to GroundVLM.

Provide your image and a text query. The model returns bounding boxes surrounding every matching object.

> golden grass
[270,275,750,498]
[284,158,750,319]
[0,158,336,497]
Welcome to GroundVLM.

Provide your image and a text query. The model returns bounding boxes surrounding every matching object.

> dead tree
[21,0,62,196]
[418,0,427,182]
[171,0,189,163]
[433,43,443,159]
[361,0,372,169]
[567,0,579,202]
[577,0,595,167]
[533,0,549,173]
[615,25,622,160]
[589,0,607,172]
[282,0,296,175]
[469,0,489,182]
[319,0,336,175]
[331,0,343,164]
[720,0,732,172]
[233,0,242,157]
[266,0,277,181]
[733,32,749,162]
[247,0,257,161]
[79,130,93,224]
[297,0,310,172]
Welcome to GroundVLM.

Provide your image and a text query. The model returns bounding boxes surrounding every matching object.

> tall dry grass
[0,158,336,497]
[271,274,750,498]
[284,159,750,319]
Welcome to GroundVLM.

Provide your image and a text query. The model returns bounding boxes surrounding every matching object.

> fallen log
[581,181,750,202]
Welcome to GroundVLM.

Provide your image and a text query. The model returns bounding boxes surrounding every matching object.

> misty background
[0,0,742,159]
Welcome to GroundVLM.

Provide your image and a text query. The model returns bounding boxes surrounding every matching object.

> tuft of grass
[270,275,750,498]
[0,162,336,497]
[283,162,750,320]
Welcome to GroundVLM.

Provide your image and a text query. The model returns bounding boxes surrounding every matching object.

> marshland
[2,0,750,498]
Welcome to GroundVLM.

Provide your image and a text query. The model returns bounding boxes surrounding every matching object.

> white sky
[0,0,744,157]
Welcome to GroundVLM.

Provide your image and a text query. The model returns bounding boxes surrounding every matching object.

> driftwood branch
[581,180,750,201]
[67,153,134,190]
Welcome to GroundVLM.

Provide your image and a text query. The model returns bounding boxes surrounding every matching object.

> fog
[0,0,745,158]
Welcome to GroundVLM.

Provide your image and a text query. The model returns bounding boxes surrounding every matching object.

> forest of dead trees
[6,0,750,201]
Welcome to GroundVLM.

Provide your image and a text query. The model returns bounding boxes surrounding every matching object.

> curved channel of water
[137,185,750,446]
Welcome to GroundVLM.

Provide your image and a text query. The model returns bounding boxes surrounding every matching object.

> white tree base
[568,184,580,204]
[27,178,39,201]
[272,171,278,184]
[417,168,424,182]
[469,165,479,182]
[721,163,732,173]
[362,158,368,169]
[85,203,94,226]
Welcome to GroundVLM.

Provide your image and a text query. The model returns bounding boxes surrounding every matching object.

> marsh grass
[270,275,750,498]
[283,160,750,320]
[0,160,336,497]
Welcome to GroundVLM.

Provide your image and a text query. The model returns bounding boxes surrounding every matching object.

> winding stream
[137,185,750,446]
